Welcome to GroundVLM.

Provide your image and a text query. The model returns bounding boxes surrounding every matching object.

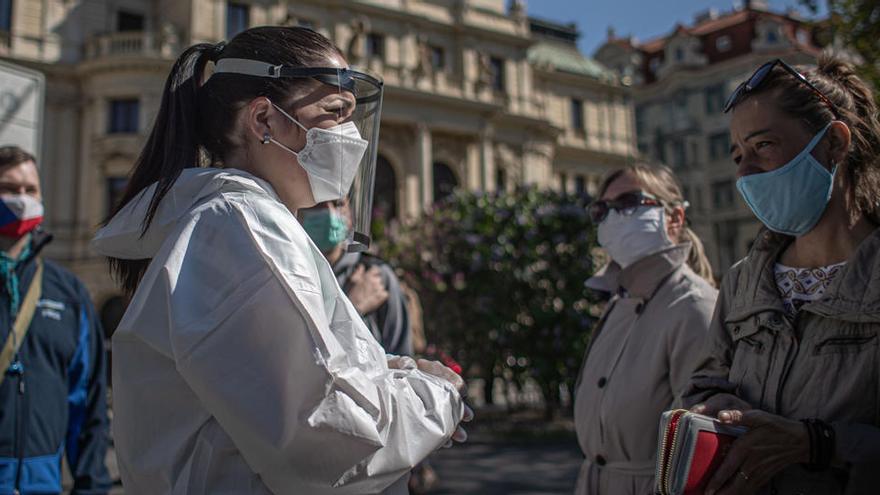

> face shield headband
[212,58,384,252]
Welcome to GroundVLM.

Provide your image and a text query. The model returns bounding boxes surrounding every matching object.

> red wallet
[654,409,747,495]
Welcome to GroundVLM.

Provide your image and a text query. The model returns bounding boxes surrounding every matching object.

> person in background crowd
[574,164,717,495]
[0,146,110,494]
[91,26,468,495]
[300,198,412,356]
[685,55,880,495]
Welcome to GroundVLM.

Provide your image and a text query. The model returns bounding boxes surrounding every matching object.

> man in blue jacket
[0,146,110,494]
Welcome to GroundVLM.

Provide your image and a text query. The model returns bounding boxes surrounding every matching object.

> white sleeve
[167,199,463,494]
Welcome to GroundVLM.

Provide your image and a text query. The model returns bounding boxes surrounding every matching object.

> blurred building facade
[0,0,635,323]
[595,0,824,274]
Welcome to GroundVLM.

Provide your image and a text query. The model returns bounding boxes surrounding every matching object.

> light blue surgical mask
[736,123,835,236]
[301,209,349,252]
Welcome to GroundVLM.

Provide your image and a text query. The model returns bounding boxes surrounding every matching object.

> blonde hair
[598,164,716,286]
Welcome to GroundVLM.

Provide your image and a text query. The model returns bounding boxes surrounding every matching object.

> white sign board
[0,60,45,158]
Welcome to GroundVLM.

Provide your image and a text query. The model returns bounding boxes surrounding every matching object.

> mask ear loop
[265,100,309,156]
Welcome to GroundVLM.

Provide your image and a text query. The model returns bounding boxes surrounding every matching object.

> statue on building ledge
[346,17,370,66]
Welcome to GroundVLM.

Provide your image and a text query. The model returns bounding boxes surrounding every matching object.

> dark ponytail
[106,27,344,296]
[813,55,880,225]
[106,43,213,295]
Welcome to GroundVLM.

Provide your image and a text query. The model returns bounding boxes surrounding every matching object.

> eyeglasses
[723,59,839,117]
[588,191,662,224]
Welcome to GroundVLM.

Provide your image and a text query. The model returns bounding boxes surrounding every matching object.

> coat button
[595,454,607,466]
[597,377,607,388]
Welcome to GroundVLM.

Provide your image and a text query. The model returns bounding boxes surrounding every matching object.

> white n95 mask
[268,102,369,203]
[597,206,674,268]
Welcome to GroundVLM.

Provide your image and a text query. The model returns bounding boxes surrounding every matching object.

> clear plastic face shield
[213,58,384,252]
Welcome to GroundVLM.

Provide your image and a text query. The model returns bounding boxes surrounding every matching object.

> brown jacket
[684,227,880,495]
[574,244,718,495]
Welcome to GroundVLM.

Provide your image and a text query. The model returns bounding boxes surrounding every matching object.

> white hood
[92,168,275,259]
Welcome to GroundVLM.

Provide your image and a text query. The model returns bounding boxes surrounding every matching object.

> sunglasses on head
[723,59,839,117]
[588,191,663,224]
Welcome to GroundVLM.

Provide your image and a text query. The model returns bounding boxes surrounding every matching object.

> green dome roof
[528,41,616,82]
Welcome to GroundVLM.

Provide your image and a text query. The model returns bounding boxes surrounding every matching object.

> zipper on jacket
[759,332,776,409]
[12,365,25,492]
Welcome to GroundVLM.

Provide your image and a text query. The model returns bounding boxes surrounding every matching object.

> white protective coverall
[91,168,463,495]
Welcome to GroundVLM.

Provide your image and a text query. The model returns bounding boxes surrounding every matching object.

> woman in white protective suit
[91,26,469,495]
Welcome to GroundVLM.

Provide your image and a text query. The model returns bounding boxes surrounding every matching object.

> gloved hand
[415,359,474,446]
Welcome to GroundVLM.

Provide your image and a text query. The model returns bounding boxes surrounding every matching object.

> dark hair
[598,164,716,286]
[735,54,880,226]
[107,26,344,296]
[0,146,36,169]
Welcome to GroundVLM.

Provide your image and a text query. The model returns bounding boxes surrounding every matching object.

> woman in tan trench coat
[573,164,718,494]
[683,56,880,495]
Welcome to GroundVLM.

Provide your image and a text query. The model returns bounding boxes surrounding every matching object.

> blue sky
[527,0,828,57]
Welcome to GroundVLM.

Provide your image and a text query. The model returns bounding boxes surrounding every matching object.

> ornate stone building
[595,0,825,274]
[0,0,635,325]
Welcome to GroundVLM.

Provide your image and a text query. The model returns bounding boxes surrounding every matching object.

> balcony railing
[84,31,178,60]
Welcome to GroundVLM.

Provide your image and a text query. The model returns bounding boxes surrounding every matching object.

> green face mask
[301,209,349,252]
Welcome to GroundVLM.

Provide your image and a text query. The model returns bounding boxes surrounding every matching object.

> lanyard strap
[0,258,43,387]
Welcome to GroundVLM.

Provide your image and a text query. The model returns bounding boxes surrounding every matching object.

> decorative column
[417,123,433,208]
[479,126,495,192]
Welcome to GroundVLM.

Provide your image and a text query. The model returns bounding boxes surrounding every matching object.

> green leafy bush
[378,187,605,415]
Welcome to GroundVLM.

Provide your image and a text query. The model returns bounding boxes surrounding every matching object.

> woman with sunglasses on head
[684,55,880,495]
[89,27,469,495]
[574,164,717,495]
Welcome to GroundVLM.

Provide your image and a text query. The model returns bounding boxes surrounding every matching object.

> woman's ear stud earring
[262,133,271,144]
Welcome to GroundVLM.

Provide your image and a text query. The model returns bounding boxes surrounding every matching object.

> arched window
[373,154,398,220]
[432,162,458,203]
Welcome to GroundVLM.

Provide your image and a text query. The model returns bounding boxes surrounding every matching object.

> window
[767,29,778,44]
[495,168,507,192]
[430,45,446,71]
[490,57,505,92]
[649,57,661,74]
[635,108,646,137]
[674,90,688,109]
[796,28,810,46]
[712,179,735,208]
[671,139,686,168]
[559,173,568,193]
[374,155,398,220]
[575,175,586,196]
[108,99,139,134]
[709,132,730,160]
[0,0,12,32]
[366,33,385,59]
[654,129,666,164]
[432,162,458,203]
[715,35,731,52]
[226,2,249,39]
[705,84,725,114]
[570,98,584,132]
[675,47,685,62]
[117,11,145,32]
[106,177,128,216]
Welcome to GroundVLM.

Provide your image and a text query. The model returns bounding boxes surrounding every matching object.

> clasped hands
[690,394,810,495]
[388,356,474,447]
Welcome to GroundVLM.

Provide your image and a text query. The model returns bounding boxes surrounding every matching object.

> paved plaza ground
[428,435,582,494]
[98,409,582,494]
